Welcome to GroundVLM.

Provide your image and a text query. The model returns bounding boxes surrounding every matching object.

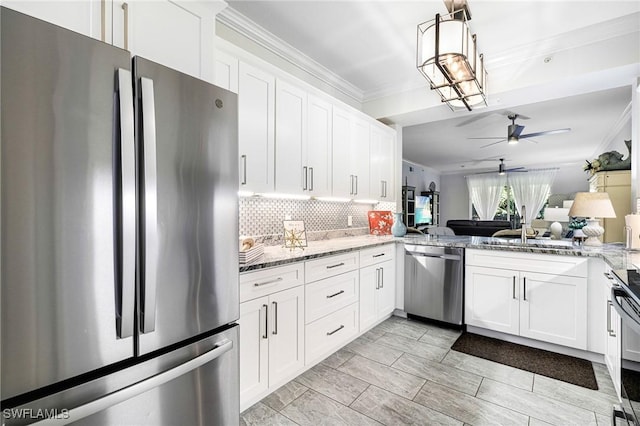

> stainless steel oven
[611,269,640,425]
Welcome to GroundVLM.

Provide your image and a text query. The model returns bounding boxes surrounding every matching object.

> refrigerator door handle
[116,68,136,339]
[37,339,233,425]
[140,76,159,334]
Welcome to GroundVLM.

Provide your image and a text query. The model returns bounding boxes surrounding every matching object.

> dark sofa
[446,220,512,237]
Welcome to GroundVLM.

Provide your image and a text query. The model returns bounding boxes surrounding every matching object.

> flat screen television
[415,195,432,225]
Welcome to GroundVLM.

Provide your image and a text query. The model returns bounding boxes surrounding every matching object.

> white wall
[440,173,470,225]
[401,160,440,193]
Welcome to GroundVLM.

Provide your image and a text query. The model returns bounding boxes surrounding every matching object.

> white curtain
[509,169,558,225]
[466,174,507,220]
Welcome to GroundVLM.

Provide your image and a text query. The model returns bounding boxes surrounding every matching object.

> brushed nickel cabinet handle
[254,277,283,287]
[326,262,345,269]
[523,277,527,301]
[122,2,129,51]
[326,290,345,299]
[373,253,385,258]
[512,276,516,299]
[309,167,314,191]
[240,155,247,185]
[262,304,268,339]
[327,325,345,336]
[272,301,278,335]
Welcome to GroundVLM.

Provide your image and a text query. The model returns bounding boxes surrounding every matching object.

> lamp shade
[543,207,570,223]
[568,192,616,218]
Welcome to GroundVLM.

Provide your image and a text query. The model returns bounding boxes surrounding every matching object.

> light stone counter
[239,233,632,273]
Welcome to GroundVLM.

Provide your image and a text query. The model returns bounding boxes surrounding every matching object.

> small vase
[391,213,407,237]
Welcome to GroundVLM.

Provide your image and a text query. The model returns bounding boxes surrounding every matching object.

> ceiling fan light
[507,135,518,144]
[417,6,488,112]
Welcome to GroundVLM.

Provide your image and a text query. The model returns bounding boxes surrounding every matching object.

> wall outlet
[284,214,292,220]
[347,215,353,227]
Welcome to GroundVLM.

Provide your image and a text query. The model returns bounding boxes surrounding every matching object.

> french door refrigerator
[1,7,239,425]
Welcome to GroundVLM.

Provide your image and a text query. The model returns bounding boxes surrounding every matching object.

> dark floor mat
[451,332,598,390]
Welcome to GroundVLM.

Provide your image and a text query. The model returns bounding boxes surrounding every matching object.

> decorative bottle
[391,212,407,237]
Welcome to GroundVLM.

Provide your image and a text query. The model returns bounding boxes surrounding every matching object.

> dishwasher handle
[406,252,461,261]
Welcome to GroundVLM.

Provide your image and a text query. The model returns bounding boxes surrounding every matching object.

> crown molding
[217,7,364,103]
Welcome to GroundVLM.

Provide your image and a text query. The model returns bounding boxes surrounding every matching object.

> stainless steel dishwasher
[404,244,464,326]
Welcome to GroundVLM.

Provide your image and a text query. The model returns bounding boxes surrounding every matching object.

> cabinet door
[603,184,631,243]
[377,260,396,317]
[238,62,275,193]
[306,94,332,197]
[214,50,239,93]
[2,1,102,39]
[359,264,378,331]
[275,80,306,194]
[332,107,353,198]
[465,266,519,335]
[519,272,587,349]
[351,117,370,200]
[268,286,305,388]
[111,0,218,81]
[604,280,621,397]
[239,297,269,408]
[370,124,395,201]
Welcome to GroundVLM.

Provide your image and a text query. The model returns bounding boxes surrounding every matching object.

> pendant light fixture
[417,0,488,111]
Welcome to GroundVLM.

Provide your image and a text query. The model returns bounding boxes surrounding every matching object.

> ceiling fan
[474,159,526,175]
[469,114,571,148]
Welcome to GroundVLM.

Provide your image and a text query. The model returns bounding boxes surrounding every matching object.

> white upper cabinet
[332,107,354,199]
[275,79,307,195]
[351,116,371,200]
[111,0,220,82]
[370,124,396,201]
[305,94,332,197]
[2,1,103,39]
[214,50,239,93]
[4,0,224,83]
[238,62,275,194]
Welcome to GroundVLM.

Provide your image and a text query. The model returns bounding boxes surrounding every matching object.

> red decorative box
[368,211,393,235]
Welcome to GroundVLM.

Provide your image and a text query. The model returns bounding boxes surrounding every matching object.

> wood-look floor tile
[345,337,404,365]
[414,380,529,425]
[592,362,618,397]
[262,381,309,412]
[392,353,482,396]
[240,402,299,426]
[595,412,612,426]
[477,378,597,425]
[337,355,426,399]
[373,318,428,340]
[319,349,355,369]
[351,385,462,426]
[294,364,369,406]
[375,332,448,362]
[528,417,554,426]
[532,374,619,416]
[418,327,462,349]
[442,350,534,391]
[280,389,380,426]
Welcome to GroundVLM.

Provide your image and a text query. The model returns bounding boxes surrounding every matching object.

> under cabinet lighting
[314,197,351,203]
[259,193,312,200]
[353,199,380,205]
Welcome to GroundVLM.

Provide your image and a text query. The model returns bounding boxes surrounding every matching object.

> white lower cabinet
[465,250,588,350]
[305,302,359,365]
[603,268,621,398]
[359,246,396,331]
[239,267,304,411]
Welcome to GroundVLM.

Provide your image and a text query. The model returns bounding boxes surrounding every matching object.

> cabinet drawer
[240,263,304,303]
[359,244,395,268]
[306,270,359,324]
[305,302,358,365]
[305,252,359,283]
[466,249,587,278]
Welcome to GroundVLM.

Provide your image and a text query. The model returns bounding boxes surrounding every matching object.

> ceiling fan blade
[519,128,571,139]
[468,137,504,140]
[480,139,507,148]
[505,167,526,172]
[512,125,525,138]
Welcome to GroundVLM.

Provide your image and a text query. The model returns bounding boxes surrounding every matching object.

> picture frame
[283,220,307,249]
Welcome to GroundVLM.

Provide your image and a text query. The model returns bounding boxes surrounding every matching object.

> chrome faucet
[520,205,527,242]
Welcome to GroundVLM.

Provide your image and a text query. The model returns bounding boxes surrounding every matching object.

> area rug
[451,332,598,390]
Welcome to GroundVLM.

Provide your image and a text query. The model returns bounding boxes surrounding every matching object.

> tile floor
[240,315,619,425]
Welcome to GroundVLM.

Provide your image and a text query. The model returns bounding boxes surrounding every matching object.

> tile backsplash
[239,197,396,245]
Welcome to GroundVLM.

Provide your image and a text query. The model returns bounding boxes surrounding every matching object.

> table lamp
[543,207,570,240]
[567,192,616,246]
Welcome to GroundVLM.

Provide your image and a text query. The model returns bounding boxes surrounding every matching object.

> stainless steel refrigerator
[1,7,239,425]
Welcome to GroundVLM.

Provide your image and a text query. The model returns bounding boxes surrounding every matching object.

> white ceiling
[223,1,640,173]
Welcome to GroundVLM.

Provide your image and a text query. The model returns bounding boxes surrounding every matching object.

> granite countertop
[239,233,638,273]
